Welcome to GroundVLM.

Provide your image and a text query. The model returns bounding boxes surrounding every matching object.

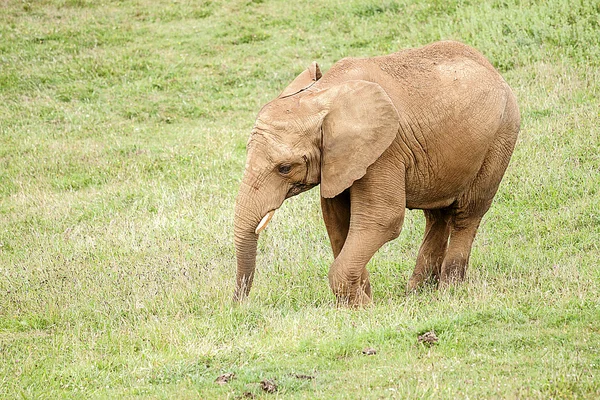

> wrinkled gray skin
[234,41,520,307]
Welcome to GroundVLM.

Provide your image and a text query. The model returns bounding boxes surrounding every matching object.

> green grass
[1,0,599,398]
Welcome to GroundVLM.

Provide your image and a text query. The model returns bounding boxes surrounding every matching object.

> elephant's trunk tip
[233,275,253,303]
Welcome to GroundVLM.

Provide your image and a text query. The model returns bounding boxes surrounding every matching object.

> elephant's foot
[331,277,372,308]
[329,261,373,307]
[406,278,420,292]
[335,289,372,308]
[438,258,467,287]
[353,289,373,307]
[407,272,427,291]
[407,265,442,291]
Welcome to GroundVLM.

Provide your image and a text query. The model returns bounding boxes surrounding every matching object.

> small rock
[362,347,377,355]
[418,331,439,346]
[215,372,235,385]
[260,379,277,393]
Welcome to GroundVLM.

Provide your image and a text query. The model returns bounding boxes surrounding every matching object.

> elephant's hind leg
[439,112,518,286]
[438,153,499,286]
[407,209,452,290]
[439,215,482,285]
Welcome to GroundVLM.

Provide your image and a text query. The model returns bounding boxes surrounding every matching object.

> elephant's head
[233,62,400,301]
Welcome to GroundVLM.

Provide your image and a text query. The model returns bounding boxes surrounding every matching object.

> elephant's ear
[279,62,322,98]
[319,80,399,198]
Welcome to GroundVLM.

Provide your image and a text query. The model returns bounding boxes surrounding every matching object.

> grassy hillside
[1,0,598,398]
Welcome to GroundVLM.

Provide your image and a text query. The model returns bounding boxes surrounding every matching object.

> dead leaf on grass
[215,372,235,385]
[362,347,377,355]
[418,331,439,346]
[260,379,277,393]
[293,373,315,380]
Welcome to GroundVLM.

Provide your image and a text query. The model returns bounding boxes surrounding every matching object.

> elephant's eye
[278,164,292,175]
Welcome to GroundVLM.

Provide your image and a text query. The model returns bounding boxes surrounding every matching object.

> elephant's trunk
[233,176,270,302]
[233,193,258,301]
[233,225,258,302]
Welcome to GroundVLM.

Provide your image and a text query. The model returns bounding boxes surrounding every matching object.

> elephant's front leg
[327,165,406,307]
[321,190,351,259]
[322,191,371,304]
[328,235,379,307]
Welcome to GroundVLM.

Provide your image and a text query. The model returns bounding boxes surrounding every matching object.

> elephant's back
[317,41,506,94]
[391,41,498,73]
[372,41,505,89]
[319,41,512,107]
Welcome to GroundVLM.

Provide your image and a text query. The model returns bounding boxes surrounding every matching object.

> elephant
[233,41,520,307]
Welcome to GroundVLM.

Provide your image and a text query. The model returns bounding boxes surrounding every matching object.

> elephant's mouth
[255,209,276,234]
[256,183,318,234]
[286,182,318,199]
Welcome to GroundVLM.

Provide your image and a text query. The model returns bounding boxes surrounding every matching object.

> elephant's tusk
[255,210,275,234]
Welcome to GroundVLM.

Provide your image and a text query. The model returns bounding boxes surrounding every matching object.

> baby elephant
[234,41,520,307]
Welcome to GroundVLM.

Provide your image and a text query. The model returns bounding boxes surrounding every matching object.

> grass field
[1,0,599,398]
